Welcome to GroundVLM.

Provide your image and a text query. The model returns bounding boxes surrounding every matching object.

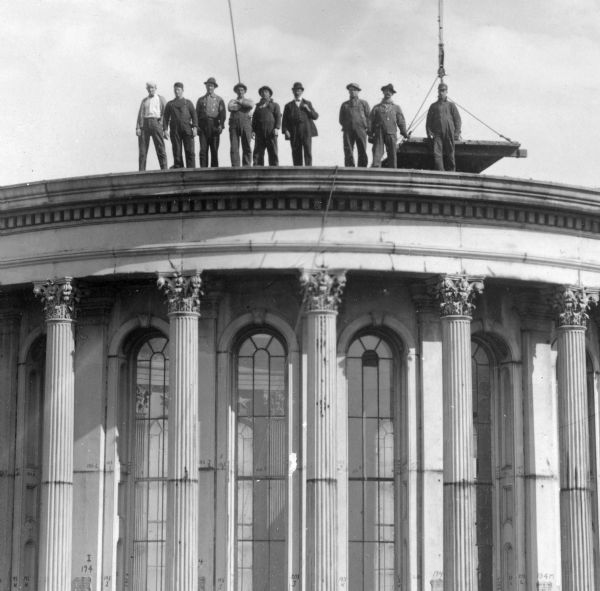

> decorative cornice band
[554,286,598,328]
[301,267,346,313]
[157,272,203,314]
[2,182,600,240]
[431,274,484,318]
[33,277,78,321]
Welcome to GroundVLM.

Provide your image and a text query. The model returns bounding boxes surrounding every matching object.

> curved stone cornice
[432,275,484,318]
[2,169,600,239]
[301,267,346,313]
[33,277,78,321]
[157,272,203,314]
[554,286,598,328]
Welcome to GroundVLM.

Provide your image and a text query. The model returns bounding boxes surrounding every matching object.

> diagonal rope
[407,75,439,134]
[227,0,242,83]
[451,99,514,142]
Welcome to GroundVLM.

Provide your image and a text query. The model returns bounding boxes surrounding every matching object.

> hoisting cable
[451,99,514,143]
[227,0,242,83]
[407,75,438,134]
[437,0,446,80]
[293,166,339,334]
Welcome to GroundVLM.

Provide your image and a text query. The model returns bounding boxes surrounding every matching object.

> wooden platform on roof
[392,137,527,173]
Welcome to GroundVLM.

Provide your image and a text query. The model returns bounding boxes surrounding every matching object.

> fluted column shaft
[441,315,476,591]
[433,275,483,591]
[557,325,594,590]
[34,279,77,591]
[306,310,338,591]
[302,268,345,591]
[158,272,202,591]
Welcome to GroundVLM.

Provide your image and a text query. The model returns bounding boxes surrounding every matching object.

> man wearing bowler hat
[282,82,319,166]
[228,82,254,167]
[369,83,409,168]
[163,82,198,168]
[196,77,226,167]
[426,82,462,171]
[339,82,370,167]
[252,86,282,166]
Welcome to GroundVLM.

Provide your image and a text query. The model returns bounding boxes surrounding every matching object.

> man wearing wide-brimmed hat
[196,77,226,167]
[252,86,282,166]
[369,83,409,168]
[426,82,462,171]
[228,82,254,167]
[282,82,319,166]
[339,82,370,167]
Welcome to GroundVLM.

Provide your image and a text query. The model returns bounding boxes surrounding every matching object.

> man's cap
[174,82,184,89]
[204,77,218,87]
[381,83,396,94]
[259,85,273,96]
[346,83,361,91]
[438,82,448,90]
[292,82,304,91]
[233,82,247,92]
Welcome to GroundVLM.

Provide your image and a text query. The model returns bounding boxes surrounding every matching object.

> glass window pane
[253,350,270,417]
[252,334,272,350]
[267,337,285,357]
[364,418,378,478]
[349,481,363,541]
[348,417,363,478]
[347,359,363,417]
[348,542,363,590]
[269,541,286,589]
[360,335,381,352]
[269,418,287,477]
[238,357,254,416]
[364,366,379,418]
[269,480,287,541]
[378,360,392,419]
[348,339,365,358]
[270,357,286,416]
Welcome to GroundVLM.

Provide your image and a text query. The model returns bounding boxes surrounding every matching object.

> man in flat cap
[339,83,370,167]
[252,86,282,166]
[228,82,254,167]
[196,77,226,167]
[136,81,168,171]
[282,82,319,166]
[163,82,198,168]
[426,82,462,171]
[369,83,409,168]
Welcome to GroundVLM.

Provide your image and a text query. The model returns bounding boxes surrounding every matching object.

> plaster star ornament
[157,272,203,313]
[554,286,598,327]
[33,277,79,321]
[301,267,347,312]
[434,274,484,317]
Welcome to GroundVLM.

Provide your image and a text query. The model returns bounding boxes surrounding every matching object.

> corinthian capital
[554,286,598,328]
[432,274,484,318]
[33,277,78,321]
[301,267,346,312]
[157,272,203,314]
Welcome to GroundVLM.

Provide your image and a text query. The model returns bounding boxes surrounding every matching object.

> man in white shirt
[136,81,168,171]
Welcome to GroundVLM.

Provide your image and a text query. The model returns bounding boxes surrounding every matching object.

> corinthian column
[158,272,202,591]
[33,278,78,591]
[301,268,346,591]
[554,286,596,591]
[434,275,483,591]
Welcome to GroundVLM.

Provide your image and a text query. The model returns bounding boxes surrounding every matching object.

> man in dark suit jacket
[282,82,319,166]
[163,82,198,168]
[369,83,408,168]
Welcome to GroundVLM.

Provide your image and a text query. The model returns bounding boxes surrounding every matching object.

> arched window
[347,334,395,591]
[235,332,287,591]
[586,355,600,583]
[14,336,45,591]
[472,338,516,591]
[127,335,169,591]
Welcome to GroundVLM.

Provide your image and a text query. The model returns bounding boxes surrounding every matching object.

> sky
[1,0,600,188]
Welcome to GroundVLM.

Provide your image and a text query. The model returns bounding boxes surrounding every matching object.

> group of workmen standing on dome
[136,77,461,172]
